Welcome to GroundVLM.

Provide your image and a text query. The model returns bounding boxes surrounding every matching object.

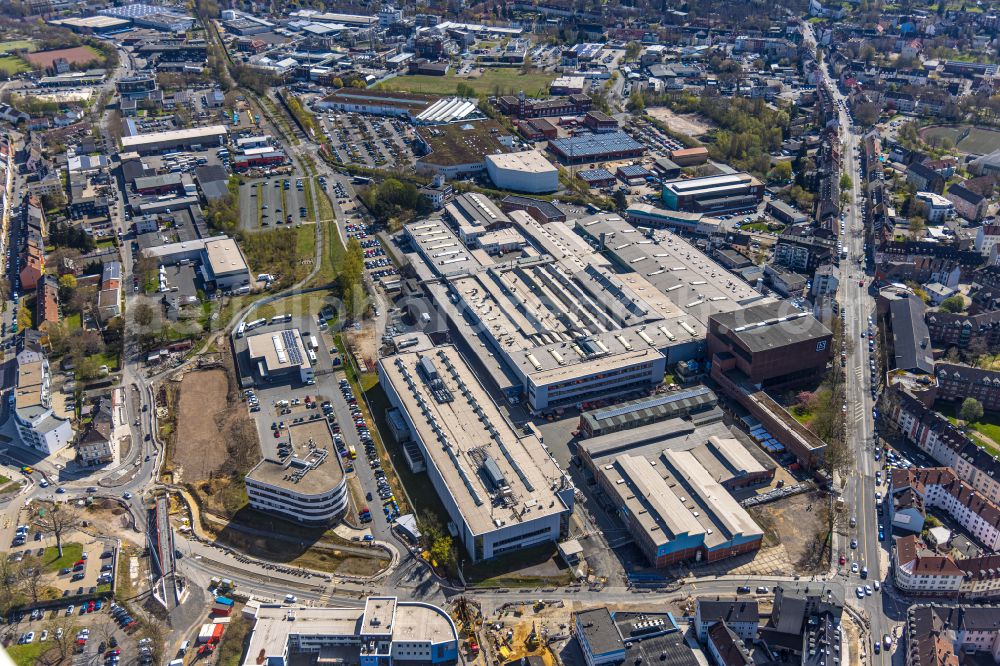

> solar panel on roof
[282,330,302,365]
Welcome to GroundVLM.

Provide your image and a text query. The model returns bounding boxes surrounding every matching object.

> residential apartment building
[77,396,115,466]
[925,309,1000,350]
[892,535,965,597]
[11,347,74,455]
[934,363,1000,412]
[905,605,1000,666]
[890,467,1000,551]
[695,600,759,644]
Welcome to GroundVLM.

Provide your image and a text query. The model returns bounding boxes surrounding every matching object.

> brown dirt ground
[645,107,715,136]
[751,491,826,571]
[344,325,378,372]
[25,46,97,68]
[173,368,232,482]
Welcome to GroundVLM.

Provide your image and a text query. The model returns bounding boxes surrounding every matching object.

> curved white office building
[244,420,348,525]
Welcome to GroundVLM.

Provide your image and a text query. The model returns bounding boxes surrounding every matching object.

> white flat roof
[486,150,558,175]
[121,124,228,148]
[379,346,571,535]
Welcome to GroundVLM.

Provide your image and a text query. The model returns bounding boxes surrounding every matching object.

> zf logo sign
[816,340,828,352]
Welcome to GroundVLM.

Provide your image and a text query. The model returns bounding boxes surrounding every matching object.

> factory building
[576,403,766,567]
[548,131,645,165]
[378,345,575,562]
[661,173,764,214]
[485,151,559,193]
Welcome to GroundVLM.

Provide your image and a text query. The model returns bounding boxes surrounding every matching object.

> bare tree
[0,556,26,615]
[19,556,44,604]
[31,501,82,558]
[45,615,76,660]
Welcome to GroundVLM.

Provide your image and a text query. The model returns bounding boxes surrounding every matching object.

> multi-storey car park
[378,345,575,562]
[402,210,770,411]
[242,596,458,666]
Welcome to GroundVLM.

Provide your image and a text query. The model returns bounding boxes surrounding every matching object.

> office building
[378,345,575,562]
[245,418,348,525]
[246,329,315,385]
[242,596,458,666]
[202,237,251,291]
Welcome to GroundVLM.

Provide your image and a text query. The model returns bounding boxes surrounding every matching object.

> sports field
[25,45,100,68]
[378,67,556,97]
[920,124,1000,155]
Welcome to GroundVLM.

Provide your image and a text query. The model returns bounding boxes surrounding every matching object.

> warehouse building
[317,88,434,119]
[485,150,559,193]
[766,199,808,225]
[246,328,315,384]
[244,418,348,525]
[243,597,458,666]
[378,346,576,561]
[120,125,228,155]
[548,131,644,165]
[414,119,513,180]
[662,173,764,214]
[583,411,766,567]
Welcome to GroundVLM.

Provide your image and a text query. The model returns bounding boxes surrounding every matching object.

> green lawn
[378,67,556,97]
[7,640,51,666]
[0,40,36,53]
[41,542,83,573]
[65,312,81,330]
[946,411,1000,457]
[0,55,29,76]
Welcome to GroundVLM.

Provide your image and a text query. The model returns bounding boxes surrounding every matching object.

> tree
[960,397,984,424]
[19,554,44,604]
[340,237,365,321]
[939,295,965,313]
[839,173,853,192]
[16,302,32,330]
[429,534,455,570]
[613,188,628,211]
[31,501,81,558]
[134,302,155,328]
[627,90,645,114]
[908,216,926,240]
[769,161,793,182]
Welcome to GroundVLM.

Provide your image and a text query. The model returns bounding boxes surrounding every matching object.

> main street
[804,23,900,661]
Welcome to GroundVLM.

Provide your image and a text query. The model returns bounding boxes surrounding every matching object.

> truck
[236,322,246,338]
[348,445,357,460]
[309,335,319,351]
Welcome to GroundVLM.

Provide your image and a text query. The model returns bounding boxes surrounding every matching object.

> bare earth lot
[173,369,231,482]
[749,491,827,573]
[646,107,715,137]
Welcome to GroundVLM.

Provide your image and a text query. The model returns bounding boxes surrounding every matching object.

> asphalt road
[804,24,901,661]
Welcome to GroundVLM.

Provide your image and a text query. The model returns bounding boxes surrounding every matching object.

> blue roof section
[549,131,644,159]
[578,168,615,181]
[618,164,650,178]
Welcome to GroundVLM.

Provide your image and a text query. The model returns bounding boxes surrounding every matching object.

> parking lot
[319,113,415,169]
[6,597,152,666]
[343,222,398,283]
[6,527,115,601]
[237,176,313,232]
[627,118,685,158]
